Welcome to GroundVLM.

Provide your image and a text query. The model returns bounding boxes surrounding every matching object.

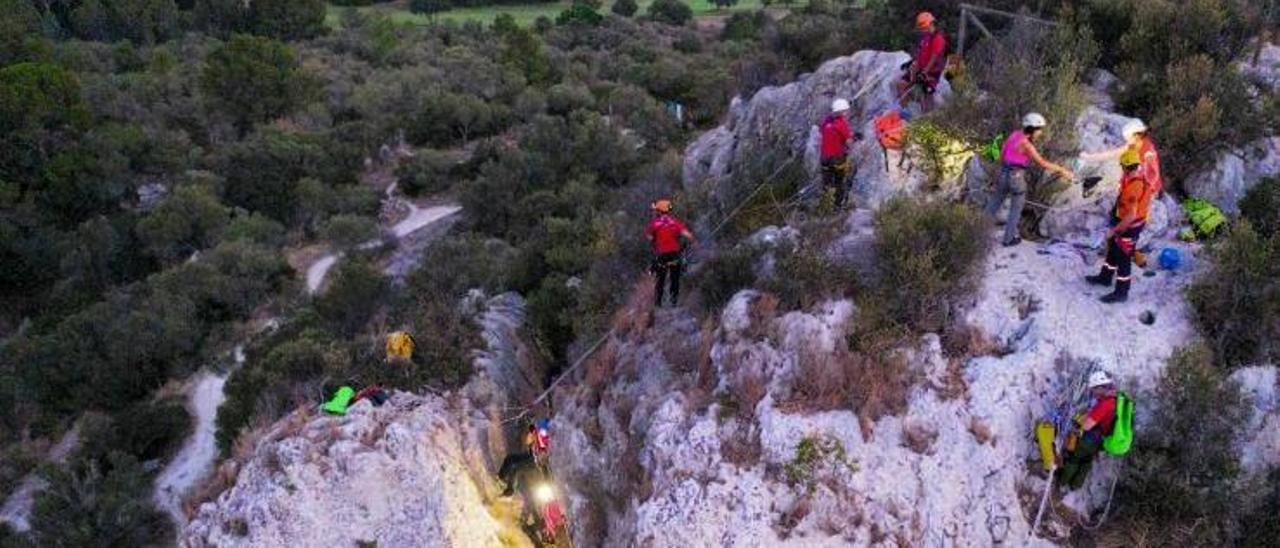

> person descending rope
[645,199,694,308]
[820,98,859,209]
[896,11,948,111]
[984,113,1075,246]
[1086,149,1155,303]
[1057,371,1119,491]
[500,423,545,497]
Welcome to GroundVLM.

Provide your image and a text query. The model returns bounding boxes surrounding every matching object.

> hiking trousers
[821,156,853,208]
[653,252,683,307]
[985,166,1029,244]
[1058,432,1103,490]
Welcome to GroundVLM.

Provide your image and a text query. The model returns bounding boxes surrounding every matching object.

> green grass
[326,0,771,28]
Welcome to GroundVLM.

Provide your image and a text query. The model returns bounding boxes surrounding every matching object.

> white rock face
[1183,137,1280,216]
[548,224,1266,545]
[182,294,536,547]
[682,50,954,213]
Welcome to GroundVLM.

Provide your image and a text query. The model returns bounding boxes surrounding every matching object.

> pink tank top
[1001,130,1030,168]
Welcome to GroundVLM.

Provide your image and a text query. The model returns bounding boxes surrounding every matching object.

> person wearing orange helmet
[645,199,695,308]
[896,11,948,111]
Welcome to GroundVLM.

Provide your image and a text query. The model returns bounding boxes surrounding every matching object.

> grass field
[326,0,772,28]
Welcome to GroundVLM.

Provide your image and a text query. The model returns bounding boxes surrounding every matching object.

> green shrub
[75,399,192,467]
[693,245,758,313]
[759,243,858,311]
[1109,345,1250,545]
[868,198,989,332]
[1186,222,1280,368]
[1239,177,1280,238]
[557,3,604,26]
[136,185,231,263]
[395,150,457,197]
[611,0,638,17]
[648,0,692,26]
[222,212,287,248]
[721,11,768,42]
[31,452,172,547]
[319,214,380,250]
[316,258,389,337]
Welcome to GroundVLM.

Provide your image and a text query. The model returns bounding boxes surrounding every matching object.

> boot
[1085,268,1113,287]
[1100,280,1129,303]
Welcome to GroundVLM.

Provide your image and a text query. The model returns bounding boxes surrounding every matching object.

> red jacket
[915,30,947,77]
[820,114,853,160]
[1086,395,1118,436]
[646,214,688,255]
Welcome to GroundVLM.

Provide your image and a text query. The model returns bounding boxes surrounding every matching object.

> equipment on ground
[1140,310,1156,325]
[322,386,356,415]
[386,331,415,362]
[1035,420,1057,472]
[1182,199,1227,238]
[1158,248,1182,271]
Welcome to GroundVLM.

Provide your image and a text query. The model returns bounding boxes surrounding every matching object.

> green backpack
[1103,391,1135,456]
[1182,199,1227,238]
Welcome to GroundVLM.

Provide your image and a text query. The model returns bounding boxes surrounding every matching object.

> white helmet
[1122,119,1148,140]
[1087,370,1114,389]
[1022,112,1047,128]
[831,98,851,113]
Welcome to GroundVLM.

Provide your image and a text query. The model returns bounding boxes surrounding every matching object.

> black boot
[1100,279,1129,303]
[1085,268,1113,287]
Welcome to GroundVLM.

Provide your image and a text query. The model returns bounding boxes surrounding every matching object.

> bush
[721,11,768,42]
[759,243,858,311]
[1239,177,1280,238]
[1108,345,1251,545]
[136,185,231,264]
[693,245,758,313]
[200,34,318,134]
[867,198,989,332]
[31,452,172,546]
[315,259,389,337]
[395,150,458,197]
[319,214,380,250]
[75,400,192,467]
[409,0,451,18]
[648,0,692,26]
[611,0,638,17]
[1186,222,1280,368]
[556,3,604,26]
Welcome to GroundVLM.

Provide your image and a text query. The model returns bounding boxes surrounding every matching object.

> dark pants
[821,156,853,208]
[653,252,682,307]
[1058,431,1103,490]
[1094,224,1145,294]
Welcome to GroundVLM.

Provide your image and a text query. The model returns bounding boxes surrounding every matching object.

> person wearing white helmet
[1080,118,1163,197]
[1058,370,1119,490]
[818,98,860,208]
[984,113,1076,246]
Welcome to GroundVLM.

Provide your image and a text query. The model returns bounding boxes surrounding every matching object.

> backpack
[1182,199,1227,238]
[874,111,907,150]
[1103,391,1135,456]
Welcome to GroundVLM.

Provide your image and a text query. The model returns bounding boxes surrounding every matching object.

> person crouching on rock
[645,199,694,308]
[1085,149,1154,303]
[1058,371,1119,490]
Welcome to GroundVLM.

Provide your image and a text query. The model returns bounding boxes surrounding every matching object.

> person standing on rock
[646,199,694,308]
[819,98,859,209]
[1058,371,1119,490]
[896,11,948,111]
[1079,119,1163,198]
[984,113,1075,246]
[1086,149,1154,303]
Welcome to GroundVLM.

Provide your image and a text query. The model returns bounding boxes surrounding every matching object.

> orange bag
[875,110,907,150]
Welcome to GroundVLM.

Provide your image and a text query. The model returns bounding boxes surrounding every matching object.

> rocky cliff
[182,293,538,547]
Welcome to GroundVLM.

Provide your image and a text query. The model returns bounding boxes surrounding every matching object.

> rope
[1077,462,1121,531]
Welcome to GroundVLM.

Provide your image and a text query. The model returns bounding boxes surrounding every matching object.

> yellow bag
[386,331,415,361]
[1035,420,1056,472]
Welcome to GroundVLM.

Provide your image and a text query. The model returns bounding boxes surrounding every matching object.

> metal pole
[957,6,967,55]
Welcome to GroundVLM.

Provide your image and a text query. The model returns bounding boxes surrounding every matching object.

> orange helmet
[653,199,673,213]
[916,11,935,30]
